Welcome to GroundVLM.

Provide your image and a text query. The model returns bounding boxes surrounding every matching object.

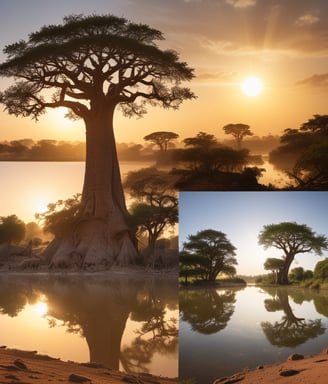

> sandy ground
[0,347,177,384]
[214,349,328,384]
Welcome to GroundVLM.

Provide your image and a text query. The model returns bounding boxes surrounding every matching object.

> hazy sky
[179,192,328,276]
[1,0,328,143]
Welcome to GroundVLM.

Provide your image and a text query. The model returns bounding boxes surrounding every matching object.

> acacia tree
[259,222,328,285]
[124,167,178,260]
[223,123,253,149]
[264,257,285,284]
[0,14,195,267]
[182,229,237,282]
[143,131,179,151]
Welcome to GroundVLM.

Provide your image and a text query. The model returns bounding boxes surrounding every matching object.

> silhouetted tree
[259,222,328,285]
[290,140,328,190]
[174,131,248,174]
[36,194,81,238]
[300,114,328,135]
[182,229,237,282]
[0,215,25,245]
[0,14,195,267]
[264,257,285,284]
[179,250,204,284]
[269,115,328,188]
[124,168,178,261]
[143,131,179,151]
[183,131,218,150]
[223,123,253,150]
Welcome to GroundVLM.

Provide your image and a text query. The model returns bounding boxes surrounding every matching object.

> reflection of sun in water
[242,76,263,97]
[34,302,48,317]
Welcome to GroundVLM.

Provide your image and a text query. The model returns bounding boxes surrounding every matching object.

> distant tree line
[0,139,155,162]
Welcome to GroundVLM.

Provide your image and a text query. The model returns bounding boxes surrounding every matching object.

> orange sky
[1,0,328,144]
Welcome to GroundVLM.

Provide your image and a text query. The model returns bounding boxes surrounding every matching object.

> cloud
[295,13,320,27]
[225,0,257,9]
[297,73,328,87]
[195,70,237,83]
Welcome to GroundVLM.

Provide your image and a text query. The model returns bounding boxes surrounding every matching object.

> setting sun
[241,76,263,97]
[34,302,48,317]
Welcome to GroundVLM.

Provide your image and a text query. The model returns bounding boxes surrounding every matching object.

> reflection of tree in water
[0,276,177,373]
[179,288,238,334]
[0,277,41,317]
[261,288,325,347]
[120,284,178,373]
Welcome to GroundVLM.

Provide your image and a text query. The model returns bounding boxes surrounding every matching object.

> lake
[0,159,291,223]
[0,274,178,378]
[179,286,328,384]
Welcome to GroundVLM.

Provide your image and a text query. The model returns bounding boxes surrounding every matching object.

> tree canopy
[181,229,237,282]
[223,123,253,149]
[0,14,195,120]
[0,215,26,245]
[124,167,178,260]
[143,131,179,151]
[259,222,328,284]
[269,115,328,189]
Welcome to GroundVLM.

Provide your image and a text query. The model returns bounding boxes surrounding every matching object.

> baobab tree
[259,222,328,285]
[223,123,253,149]
[0,14,195,268]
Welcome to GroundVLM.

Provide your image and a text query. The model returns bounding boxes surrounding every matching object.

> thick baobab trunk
[45,105,138,268]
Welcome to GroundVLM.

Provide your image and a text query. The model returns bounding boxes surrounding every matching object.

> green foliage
[314,258,328,280]
[259,222,328,285]
[0,215,25,245]
[181,229,237,282]
[259,222,328,256]
[289,267,313,282]
[35,194,81,237]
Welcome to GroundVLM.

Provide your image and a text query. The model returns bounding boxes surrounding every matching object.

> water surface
[179,286,328,383]
[0,274,178,377]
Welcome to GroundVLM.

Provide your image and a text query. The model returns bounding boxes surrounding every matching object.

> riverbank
[0,347,177,384]
[214,349,328,384]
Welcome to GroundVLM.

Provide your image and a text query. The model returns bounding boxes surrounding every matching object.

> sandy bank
[0,347,177,384]
[214,349,328,384]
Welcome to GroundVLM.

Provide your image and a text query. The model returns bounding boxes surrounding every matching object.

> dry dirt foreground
[214,349,328,384]
[0,347,177,384]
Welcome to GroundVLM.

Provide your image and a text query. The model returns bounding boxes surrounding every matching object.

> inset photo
[179,192,328,384]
